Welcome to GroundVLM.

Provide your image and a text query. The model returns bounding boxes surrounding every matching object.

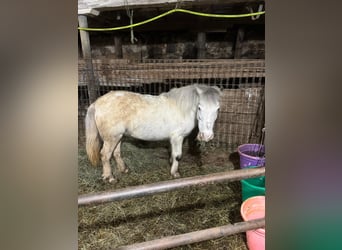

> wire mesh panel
[78,59,265,149]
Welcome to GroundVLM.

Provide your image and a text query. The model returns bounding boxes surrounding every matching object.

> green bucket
[241,175,265,201]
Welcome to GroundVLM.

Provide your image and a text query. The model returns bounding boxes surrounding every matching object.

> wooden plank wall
[78,59,265,86]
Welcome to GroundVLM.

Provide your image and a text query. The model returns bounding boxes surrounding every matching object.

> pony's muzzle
[197,132,214,142]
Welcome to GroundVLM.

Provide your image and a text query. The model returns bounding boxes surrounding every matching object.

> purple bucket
[238,144,265,168]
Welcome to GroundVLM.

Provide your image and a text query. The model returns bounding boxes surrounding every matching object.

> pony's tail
[85,103,101,166]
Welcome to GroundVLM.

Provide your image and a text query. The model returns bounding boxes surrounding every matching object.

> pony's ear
[195,85,204,95]
[212,86,223,96]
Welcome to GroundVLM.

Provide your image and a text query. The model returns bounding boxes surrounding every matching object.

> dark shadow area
[229,151,240,170]
[79,194,241,231]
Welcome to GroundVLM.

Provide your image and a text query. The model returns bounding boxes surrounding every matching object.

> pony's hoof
[120,168,129,174]
[102,174,117,183]
[172,172,180,178]
[108,177,117,183]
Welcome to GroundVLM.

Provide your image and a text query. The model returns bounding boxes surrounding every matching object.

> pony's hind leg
[113,140,128,173]
[170,135,184,178]
[100,137,121,183]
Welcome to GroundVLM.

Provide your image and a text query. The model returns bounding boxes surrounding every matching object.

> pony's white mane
[162,84,221,114]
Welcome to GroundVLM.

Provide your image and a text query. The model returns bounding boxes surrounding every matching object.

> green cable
[78,8,265,32]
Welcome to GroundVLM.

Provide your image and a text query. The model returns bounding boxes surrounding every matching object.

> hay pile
[78,138,247,249]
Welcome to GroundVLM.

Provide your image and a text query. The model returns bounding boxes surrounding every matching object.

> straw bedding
[78,138,248,249]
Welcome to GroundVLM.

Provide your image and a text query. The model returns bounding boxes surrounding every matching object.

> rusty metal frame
[116,218,265,250]
[78,167,265,206]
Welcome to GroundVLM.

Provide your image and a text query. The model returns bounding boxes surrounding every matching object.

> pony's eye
[198,106,201,111]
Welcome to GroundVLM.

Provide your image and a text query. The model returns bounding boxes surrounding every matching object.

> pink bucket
[240,196,265,250]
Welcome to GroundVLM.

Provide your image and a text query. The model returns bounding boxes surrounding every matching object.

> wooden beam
[78,15,92,58]
[78,59,265,86]
[78,0,192,14]
[197,32,206,59]
[234,26,245,59]
[78,15,98,104]
[114,35,123,59]
[78,0,261,14]
[78,8,100,16]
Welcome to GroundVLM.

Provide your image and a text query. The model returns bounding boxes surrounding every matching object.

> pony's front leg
[170,135,184,178]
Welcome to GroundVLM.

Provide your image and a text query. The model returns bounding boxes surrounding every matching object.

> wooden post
[78,15,92,58]
[114,35,123,58]
[197,32,206,59]
[234,26,245,59]
[78,15,98,104]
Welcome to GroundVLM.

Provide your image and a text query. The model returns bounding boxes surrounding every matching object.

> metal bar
[115,218,265,250]
[78,167,265,206]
